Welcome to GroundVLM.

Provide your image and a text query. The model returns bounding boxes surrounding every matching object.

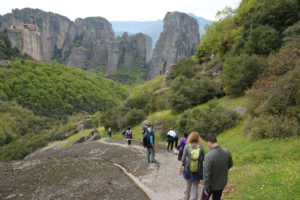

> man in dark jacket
[201,134,233,200]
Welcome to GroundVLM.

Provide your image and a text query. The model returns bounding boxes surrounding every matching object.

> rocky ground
[0,138,204,200]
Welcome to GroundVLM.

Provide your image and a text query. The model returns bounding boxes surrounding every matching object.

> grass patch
[62,129,93,147]
[194,96,246,110]
[217,122,300,200]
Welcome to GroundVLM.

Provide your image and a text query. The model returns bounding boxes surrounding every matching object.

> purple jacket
[178,137,187,151]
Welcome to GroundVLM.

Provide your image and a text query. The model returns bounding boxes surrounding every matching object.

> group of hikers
[107,125,233,200]
[107,127,133,145]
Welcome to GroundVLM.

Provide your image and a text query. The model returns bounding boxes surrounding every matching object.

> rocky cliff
[0,8,151,73]
[149,12,200,79]
[106,32,152,74]
[0,8,72,61]
[65,17,115,69]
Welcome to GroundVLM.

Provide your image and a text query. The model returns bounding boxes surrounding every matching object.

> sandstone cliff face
[149,11,200,79]
[106,32,152,74]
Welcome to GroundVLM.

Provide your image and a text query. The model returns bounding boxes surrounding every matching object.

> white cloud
[0,0,241,21]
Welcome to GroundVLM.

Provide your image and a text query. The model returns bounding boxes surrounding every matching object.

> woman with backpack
[126,127,133,146]
[179,132,205,200]
[176,131,188,161]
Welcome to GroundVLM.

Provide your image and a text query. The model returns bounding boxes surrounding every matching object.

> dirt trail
[99,138,204,200]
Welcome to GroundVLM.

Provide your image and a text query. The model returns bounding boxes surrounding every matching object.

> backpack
[143,133,152,148]
[189,145,202,173]
[127,130,132,139]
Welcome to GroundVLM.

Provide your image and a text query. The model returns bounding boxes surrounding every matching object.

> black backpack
[143,133,153,148]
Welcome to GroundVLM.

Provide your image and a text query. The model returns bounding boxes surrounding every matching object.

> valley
[0,0,299,199]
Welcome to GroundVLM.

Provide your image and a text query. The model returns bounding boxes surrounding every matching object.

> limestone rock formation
[106,32,152,74]
[149,11,200,79]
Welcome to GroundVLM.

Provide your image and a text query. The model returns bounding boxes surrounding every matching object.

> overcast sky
[0,0,241,21]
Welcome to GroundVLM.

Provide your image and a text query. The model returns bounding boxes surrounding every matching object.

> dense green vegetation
[0,60,128,116]
[0,60,128,161]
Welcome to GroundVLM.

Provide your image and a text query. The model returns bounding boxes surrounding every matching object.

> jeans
[123,135,125,140]
[201,189,223,200]
[147,147,155,163]
[184,179,200,200]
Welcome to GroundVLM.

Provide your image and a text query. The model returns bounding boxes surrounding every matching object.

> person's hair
[183,131,188,138]
[187,132,203,144]
[205,134,217,143]
[128,127,131,130]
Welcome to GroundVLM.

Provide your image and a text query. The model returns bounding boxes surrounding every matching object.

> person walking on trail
[108,127,112,138]
[174,129,179,149]
[126,127,133,146]
[122,129,126,141]
[167,128,176,152]
[179,132,205,200]
[201,134,233,200]
[176,131,188,161]
[143,127,155,163]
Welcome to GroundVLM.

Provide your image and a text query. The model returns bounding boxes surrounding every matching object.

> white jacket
[167,130,176,138]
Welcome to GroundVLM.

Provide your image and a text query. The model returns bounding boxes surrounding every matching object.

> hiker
[126,127,133,146]
[167,128,176,152]
[108,127,112,138]
[143,127,155,163]
[179,132,205,200]
[122,129,126,141]
[174,129,179,148]
[176,131,188,161]
[201,134,233,200]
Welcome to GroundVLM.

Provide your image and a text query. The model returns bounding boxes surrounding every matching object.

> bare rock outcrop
[106,32,152,74]
[149,11,200,79]
[77,119,93,132]
[0,8,73,61]
[7,24,41,60]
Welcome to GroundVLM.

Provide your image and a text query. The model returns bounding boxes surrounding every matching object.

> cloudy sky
[0,0,241,21]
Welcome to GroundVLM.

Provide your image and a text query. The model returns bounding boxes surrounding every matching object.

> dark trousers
[178,149,183,161]
[201,189,223,200]
[128,140,131,145]
[167,140,174,151]
[174,138,178,148]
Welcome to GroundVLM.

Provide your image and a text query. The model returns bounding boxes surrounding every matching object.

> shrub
[124,109,146,128]
[169,76,222,112]
[282,20,300,42]
[245,40,300,138]
[222,54,266,96]
[244,24,281,55]
[178,103,240,138]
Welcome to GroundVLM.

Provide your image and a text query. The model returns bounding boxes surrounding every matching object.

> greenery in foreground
[219,123,300,200]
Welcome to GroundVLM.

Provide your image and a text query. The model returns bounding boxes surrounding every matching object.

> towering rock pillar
[149,11,200,79]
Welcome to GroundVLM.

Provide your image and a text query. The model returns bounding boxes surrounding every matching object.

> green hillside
[0,60,128,161]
